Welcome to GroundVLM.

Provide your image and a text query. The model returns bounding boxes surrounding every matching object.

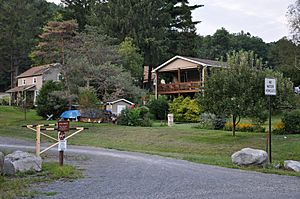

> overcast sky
[47,0,295,43]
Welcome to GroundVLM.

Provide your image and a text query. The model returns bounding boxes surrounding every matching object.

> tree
[165,0,203,57]
[199,50,294,136]
[61,0,96,31]
[287,0,300,43]
[118,37,144,83]
[65,27,145,102]
[31,20,78,65]
[268,37,300,86]
[0,0,56,91]
[36,81,67,119]
[197,28,269,62]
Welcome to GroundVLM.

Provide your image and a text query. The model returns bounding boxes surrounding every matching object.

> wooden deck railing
[158,81,202,94]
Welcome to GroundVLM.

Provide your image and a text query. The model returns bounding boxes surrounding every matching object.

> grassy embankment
[0,106,300,177]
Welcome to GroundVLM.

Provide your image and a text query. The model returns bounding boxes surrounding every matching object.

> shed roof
[17,63,60,78]
[152,55,225,73]
[107,99,134,105]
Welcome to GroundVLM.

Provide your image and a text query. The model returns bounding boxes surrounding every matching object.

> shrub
[169,96,200,122]
[147,95,169,120]
[282,109,300,134]
[272,121,285,134]
[36,81,67,119]
[198,113,226,130]
[0,96,10,105]
[118,106,152,127]
[224,123,265,132]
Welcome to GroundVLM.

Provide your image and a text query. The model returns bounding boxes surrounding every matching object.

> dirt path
[1,136,300,199]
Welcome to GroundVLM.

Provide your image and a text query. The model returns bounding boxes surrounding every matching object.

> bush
[169,96,201,122]
[36,81,67,119]
[198,113,226,130]
[0,96,10,105]
[147,95,169,120]
[282,109,300,134]
[118,106,152,127]
[272,122,285,134]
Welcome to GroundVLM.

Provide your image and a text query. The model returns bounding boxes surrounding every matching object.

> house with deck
[6,63,61,106]
[152,56,224,98]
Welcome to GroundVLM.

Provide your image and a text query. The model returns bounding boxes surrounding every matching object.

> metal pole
[36,125,41,156]
[268,95,272,164]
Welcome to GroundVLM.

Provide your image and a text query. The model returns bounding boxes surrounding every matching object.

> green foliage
[78,87,99,109]
[147,95,169,120]
[169,96,201,122]
[282,109,300,134]
[30,20,78,65]
[198,113,226,130]
[65,27,145,101]
[118,37,144,81]
[197,28,269,61]
[0,96,10,105]
[199,50,294,135]
[267,38,300,86]
[36,81,67,119]
[118,106,152,127]
[43,162,82,180]
[0,0,57,91]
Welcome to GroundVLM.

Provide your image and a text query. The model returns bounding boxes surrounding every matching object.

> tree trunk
[232,114,236,136]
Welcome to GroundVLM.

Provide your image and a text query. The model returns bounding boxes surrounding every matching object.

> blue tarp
[60,110,81,119]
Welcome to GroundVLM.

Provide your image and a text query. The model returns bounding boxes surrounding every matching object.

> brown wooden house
[152,56,224,98]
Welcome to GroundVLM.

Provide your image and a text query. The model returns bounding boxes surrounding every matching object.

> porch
[158,81,203,94]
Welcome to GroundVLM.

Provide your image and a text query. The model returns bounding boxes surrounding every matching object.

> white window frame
[33,77,37,84]
[22,79,26,85]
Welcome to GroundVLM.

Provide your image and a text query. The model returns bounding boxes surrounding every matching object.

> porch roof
[152,55,225,73]
[5,85,36,93]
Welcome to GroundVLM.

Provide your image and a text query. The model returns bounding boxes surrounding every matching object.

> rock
[284,160,300,172]
[231,148,268,166]
[3,151,42,175]
[0,151,4,174]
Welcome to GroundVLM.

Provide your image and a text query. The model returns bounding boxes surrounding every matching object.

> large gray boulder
[3,151,42,175]
[231,148,268,166]
[0,151,4,174]
[284,160,300,172]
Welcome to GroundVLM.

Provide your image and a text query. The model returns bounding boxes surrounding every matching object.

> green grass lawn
[1,106,300,176]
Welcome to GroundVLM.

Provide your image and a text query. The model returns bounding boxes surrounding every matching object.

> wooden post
[36,125,41,156]
[177,68,181,83]
[59,151,64,166]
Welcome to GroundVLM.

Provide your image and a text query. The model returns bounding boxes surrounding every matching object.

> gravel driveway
[0,136,300,199]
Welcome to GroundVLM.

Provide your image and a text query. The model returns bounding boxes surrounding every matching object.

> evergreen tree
[0,0,56,91]
[165,0,203,56]
[31,20,78,65]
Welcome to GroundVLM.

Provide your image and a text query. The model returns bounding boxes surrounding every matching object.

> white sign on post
[58,140,67,151]
[265,78,276,96]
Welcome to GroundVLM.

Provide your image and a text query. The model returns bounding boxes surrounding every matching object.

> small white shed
[106,99,134,115]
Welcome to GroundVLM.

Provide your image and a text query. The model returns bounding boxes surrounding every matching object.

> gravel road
[0,136,300,199]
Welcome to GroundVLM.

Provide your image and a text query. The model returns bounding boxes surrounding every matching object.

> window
[57,73,62,81]
[22,79,26,85]
[33,77,37,84]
